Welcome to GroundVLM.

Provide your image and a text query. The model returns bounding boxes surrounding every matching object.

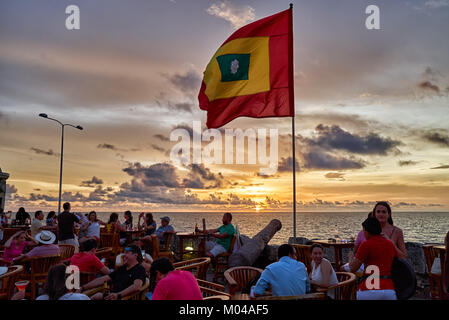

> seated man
[254,244,310,297]
[150,258,202,300]
[196,212,235,257]
[116,238,153,275]
[348,217,398,300]
[154,216,175,247]
[31,211,55,238]
[69,238,110,275]
[13,230,59,261]
[79,245,146,300]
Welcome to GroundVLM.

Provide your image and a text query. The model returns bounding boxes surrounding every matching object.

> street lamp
[39,113,83,214]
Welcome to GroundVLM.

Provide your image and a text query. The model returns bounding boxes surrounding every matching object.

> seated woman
[46,211,57,227]
[309,244,338,299]
[79,211,106,244]
[106,212,127,245]
[2,231,38,263]
[36,264,90,300]
[138,212,157,237]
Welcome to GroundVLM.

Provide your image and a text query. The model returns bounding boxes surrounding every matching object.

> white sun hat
[35,230,56,244]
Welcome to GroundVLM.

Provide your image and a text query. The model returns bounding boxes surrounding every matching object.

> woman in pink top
[2,231,38,262]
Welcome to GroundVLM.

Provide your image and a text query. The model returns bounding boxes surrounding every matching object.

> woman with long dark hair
[36,264,90,300]
[138,212,156,236]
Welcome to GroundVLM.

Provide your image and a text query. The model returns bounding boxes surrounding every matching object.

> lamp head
[76,125,83,130]
[39,113,48,118]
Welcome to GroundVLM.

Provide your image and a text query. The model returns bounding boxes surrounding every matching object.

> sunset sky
[1,0,449,213]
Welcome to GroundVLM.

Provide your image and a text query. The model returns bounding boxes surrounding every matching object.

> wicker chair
[19,254,61,299]
[213,235,237,282]
[224,266,263,296]
[196,278,231,298]
[423,244,444,300]
[151,234,174,262]
[254,292,327,300]
[1,228,19,245]
[0,265,24,300]
[59,244,75,260]
[291,244,313,273]
[173,257,211,280]
[315,271,357,300]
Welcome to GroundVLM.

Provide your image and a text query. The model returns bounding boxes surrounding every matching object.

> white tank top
[86,222,100,238]
[311,259,339,299]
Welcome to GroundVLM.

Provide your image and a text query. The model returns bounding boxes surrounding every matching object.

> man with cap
[155,216,175,247]
[13,230,59,261]
[79,245,147,300]
[348,216,398,300]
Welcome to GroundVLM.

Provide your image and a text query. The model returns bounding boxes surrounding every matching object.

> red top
[152,270,203,300]
[356,235,398,291]
[69,252,105,273]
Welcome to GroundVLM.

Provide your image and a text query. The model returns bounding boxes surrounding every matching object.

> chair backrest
[254,292,327,300]
[0,265,24,299]
[1,228,20,245]
[422,245,437,274]
[162,233,174,251]
[203,295,230,300]
[59,244,75,260]
[227,235,237,254]
[101,232,120,249]
[173,257,211,280]
[24,254,62,276]
[122,278,150,300]
[291,244,312,273]
[224,266,263,295]
[319,272,357,300]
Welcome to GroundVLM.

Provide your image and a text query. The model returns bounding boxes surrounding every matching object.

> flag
[199,7,294,129]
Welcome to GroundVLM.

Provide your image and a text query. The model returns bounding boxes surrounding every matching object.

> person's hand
[105,293,119,300]
[139,212,145,218]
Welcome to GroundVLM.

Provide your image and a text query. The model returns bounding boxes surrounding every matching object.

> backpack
[391,257,417,300]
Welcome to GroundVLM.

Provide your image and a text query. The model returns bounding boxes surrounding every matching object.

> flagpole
[289,3,297,240]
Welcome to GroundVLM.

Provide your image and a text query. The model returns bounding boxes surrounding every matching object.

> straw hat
[35,230,56,244]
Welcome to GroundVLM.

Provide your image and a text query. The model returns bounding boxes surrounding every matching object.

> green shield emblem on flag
[216,54,250,82]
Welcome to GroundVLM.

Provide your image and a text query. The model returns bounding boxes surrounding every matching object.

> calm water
[94,211,449,245]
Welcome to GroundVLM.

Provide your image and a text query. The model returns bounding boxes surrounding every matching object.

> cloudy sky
[1,0,449,213]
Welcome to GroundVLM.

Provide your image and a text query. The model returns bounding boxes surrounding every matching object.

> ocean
[94,211,449,245]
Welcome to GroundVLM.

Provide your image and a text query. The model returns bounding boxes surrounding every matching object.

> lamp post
[39,113,83,214]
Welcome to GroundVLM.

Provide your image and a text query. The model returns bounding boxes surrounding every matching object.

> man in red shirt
[69,238,110,275]
[150,258,203,300]
[349,216,398,300]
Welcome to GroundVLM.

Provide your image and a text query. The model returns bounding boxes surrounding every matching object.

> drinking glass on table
[15,280,29,292]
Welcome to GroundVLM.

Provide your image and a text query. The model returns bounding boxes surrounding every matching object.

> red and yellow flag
[198,7,294,129]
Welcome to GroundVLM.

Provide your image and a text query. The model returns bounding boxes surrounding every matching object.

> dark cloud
[80,176,104,187]
[154,134,170,142]
[30,147,57,156]
[423,131,449,147]
[97,143,118,151]
[151,144,166,153]
[302,150,365,170]
[308,124,401,155]
[166,69,202,93]
[430,165,449,169]
[123,162,180,188]
[277,157,300,173]
[398,160,418,167]
[182,163,224,189]
[418,81,440,93]
[324,172,346,181]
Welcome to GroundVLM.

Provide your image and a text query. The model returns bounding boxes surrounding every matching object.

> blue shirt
[254,256,310,297]
[155,225,175,244]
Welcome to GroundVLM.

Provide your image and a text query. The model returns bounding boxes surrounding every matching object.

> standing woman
[309,244,338,299]
[369,202,407,259]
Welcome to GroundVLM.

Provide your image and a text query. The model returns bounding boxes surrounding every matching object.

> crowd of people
[1,201,448,300]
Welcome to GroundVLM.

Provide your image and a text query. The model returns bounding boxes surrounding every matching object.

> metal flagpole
[289,3,297,240]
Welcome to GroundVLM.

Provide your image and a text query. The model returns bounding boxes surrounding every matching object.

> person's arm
[99,266,110,275]
[81,221,91,232]
[105,278,143,300]
[253,270,271,297]
[211,232,229,239]
[314,260,333,288]
[394,228,407,259]
[26,234,39,245]
[79,275,111,292]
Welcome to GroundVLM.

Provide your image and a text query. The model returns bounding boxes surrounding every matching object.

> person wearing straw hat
[13,230,59,262]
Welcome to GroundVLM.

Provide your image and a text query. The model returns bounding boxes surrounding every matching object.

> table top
[177,232,209,238]
[312,239,355,248]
